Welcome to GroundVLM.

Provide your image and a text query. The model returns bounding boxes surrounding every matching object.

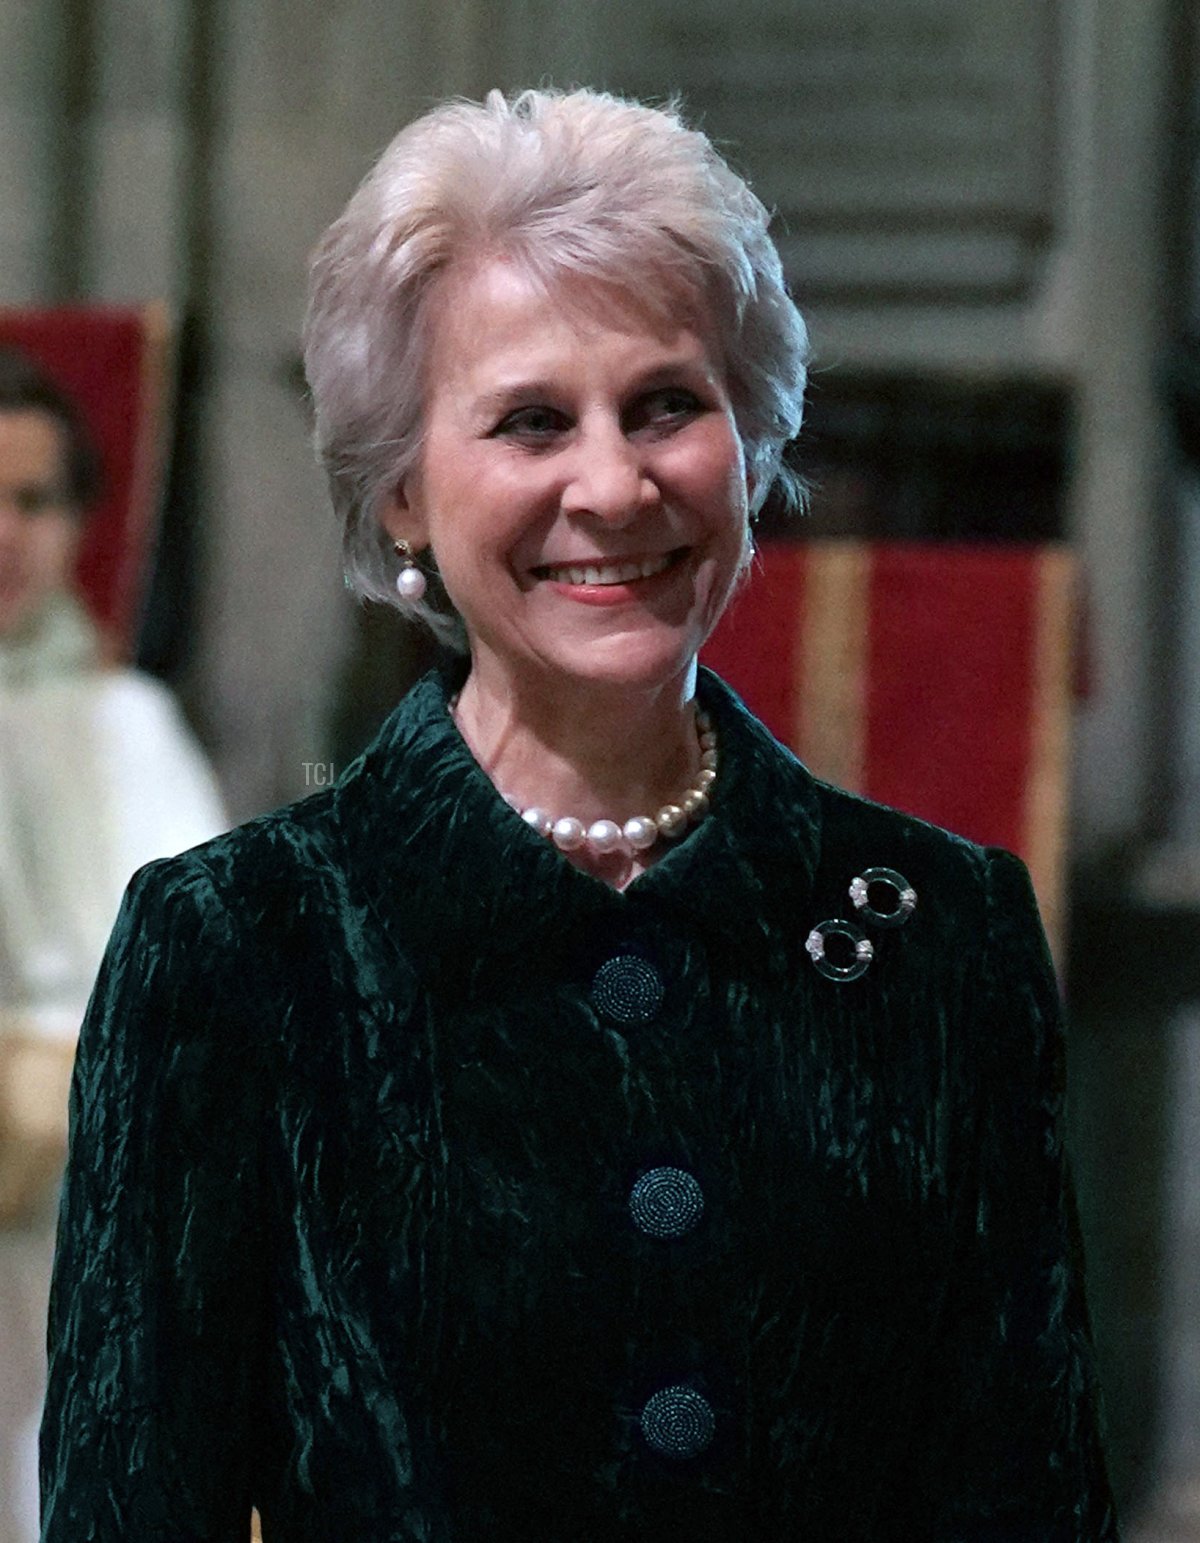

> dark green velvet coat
[40,669,1118,1541]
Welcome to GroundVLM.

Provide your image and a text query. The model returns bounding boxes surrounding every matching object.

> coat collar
[330,667,825,996]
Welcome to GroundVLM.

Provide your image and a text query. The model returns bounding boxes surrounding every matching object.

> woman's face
[385,257,751,702]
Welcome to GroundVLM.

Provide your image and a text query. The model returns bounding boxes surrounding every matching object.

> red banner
[703,540,1075,950]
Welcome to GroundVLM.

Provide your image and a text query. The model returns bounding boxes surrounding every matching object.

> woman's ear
[380,482,428,551]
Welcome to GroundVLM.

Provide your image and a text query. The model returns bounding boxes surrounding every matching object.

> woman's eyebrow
[626,359,709,390]
[472,357,713,415]
[472,380,560,415]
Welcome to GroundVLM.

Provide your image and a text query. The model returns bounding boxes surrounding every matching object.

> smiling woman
[302,87,806,888]
[39,88,1119,1541]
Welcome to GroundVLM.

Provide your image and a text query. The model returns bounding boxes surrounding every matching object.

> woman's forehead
[424,253,720,389]
[439,247,705,335]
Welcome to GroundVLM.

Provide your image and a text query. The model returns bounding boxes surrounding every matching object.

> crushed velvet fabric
[40,668,1119,1541]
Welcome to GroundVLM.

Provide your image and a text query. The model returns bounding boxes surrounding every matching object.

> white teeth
[542,552,675,586]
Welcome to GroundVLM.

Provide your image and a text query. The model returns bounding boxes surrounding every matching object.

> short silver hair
[303,86,809,636]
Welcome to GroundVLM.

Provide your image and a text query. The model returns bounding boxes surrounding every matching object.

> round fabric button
[849,866,917,928]
[591,954,665,1025]
[640,1385,716,1458]
[629,1167,705,1239]
[805,919,873,982]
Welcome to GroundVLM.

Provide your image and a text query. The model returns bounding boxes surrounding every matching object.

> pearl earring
[393,540,427,603]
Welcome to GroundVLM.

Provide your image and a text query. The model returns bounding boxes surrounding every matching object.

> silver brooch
[805,919,873,982]
[849,867,917,929]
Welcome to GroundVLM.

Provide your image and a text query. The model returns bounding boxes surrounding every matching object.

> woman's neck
[450,659,705,888]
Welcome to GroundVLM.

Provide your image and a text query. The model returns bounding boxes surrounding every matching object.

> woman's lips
[529,548,691,607]
[530,548,686,587]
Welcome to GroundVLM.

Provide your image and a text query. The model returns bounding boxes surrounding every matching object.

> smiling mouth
[532,548,688,587]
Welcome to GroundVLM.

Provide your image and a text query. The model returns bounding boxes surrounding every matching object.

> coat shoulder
[136,783,341,887]
[117,784,348,969]
[803,774,1034,956]
[811,775,996,881]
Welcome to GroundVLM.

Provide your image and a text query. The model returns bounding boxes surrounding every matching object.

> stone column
[83,0,188,304]
[1128,1007,1200,1541]
[1064,0,1171,860]
[0,5,64,302]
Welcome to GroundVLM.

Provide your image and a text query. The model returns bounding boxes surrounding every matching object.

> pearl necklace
[514,708,718,856]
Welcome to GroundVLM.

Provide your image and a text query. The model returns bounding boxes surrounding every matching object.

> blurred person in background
[0,346,225,1543]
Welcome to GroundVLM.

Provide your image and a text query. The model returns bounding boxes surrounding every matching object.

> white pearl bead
[586,819,624,853]
[680,788,709,818]
[396,565,427,601]
[522,806,553,838]
[699,748,718,771]
[656,803,686,837]
[623,815,658,851]
[551,816,586,851]
[695,768,716,790]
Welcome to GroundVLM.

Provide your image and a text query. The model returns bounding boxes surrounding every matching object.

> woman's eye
[494,406,566,438]
[633,388,703,428]
[656,388,701,414]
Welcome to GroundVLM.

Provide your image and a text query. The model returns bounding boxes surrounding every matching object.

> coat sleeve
[39,855,267,1541]
[907,847,1120,1542]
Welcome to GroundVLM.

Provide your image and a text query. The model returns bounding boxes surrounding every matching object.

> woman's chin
[531,629,704,697]
[462,573,729,701]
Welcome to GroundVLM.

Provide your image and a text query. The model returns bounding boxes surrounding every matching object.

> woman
[40,88,1118,1540]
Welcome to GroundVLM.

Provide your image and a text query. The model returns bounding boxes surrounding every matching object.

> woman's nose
[560,423,657,524]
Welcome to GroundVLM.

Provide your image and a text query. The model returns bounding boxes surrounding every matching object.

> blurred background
[2,0,1199,1536]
